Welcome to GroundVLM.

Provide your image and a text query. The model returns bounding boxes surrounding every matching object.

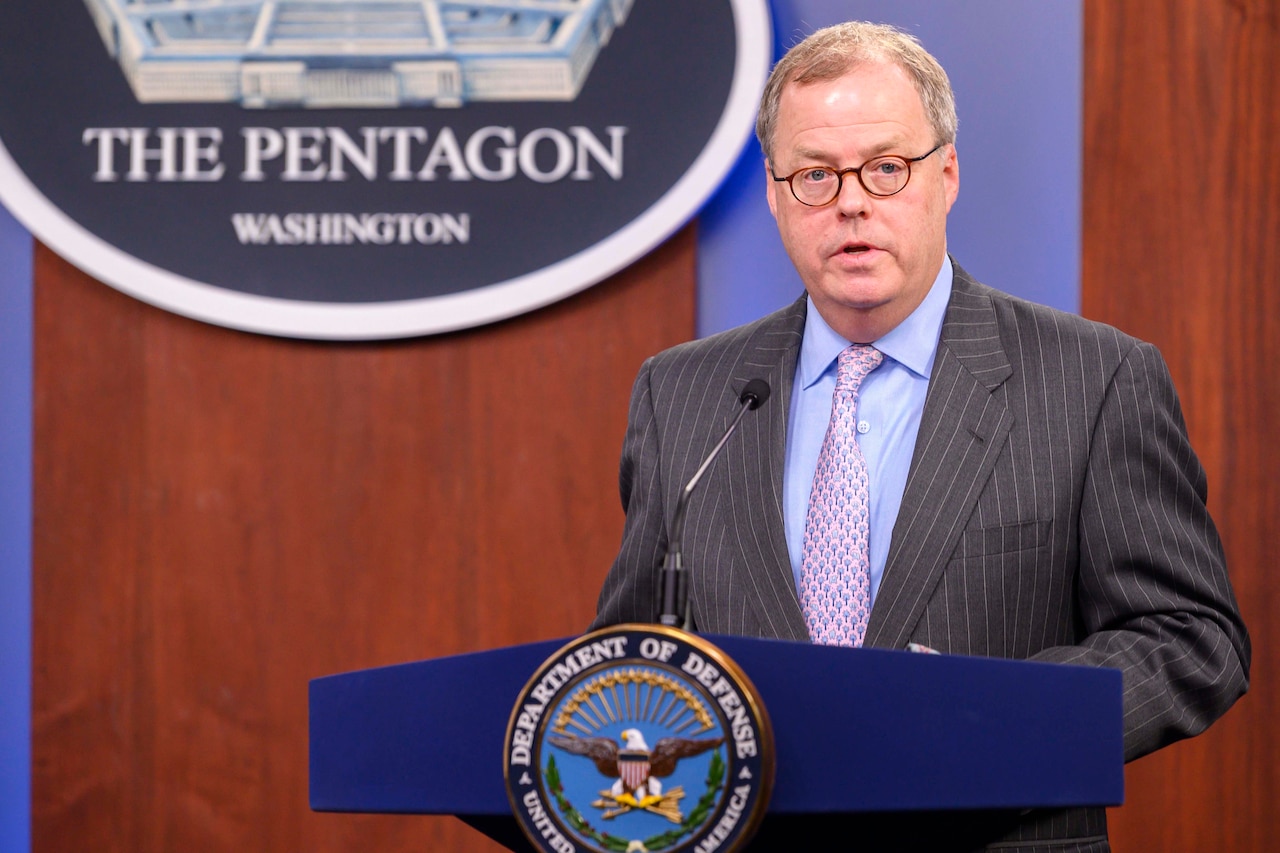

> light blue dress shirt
[783,256,953,604]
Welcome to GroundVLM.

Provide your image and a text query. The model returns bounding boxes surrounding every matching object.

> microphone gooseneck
[659,379,771,631]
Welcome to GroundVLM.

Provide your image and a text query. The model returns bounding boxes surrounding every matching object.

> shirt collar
[798,254,953,389]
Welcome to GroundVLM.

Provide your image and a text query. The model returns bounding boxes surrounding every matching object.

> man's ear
[765,160,779,220]
[942,144,960,212]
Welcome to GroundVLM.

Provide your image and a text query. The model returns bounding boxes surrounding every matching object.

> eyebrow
[791,138,909,165]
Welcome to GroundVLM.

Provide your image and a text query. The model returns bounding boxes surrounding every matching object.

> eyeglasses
[770,144,944,206]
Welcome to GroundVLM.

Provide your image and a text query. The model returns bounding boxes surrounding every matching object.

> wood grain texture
[32,227,696,853]
[1083,1,1278,849]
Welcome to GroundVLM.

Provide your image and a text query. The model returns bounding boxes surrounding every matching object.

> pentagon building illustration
[83,0,634,108]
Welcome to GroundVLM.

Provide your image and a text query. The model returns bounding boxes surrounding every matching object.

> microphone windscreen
[739,379,771,410]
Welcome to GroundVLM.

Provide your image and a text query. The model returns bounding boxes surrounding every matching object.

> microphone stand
[658,379,770,631]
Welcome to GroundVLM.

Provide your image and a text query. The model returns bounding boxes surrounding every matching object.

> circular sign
[505,625,773,853]
[0,1,771,339]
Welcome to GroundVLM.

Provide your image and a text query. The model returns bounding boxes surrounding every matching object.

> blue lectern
[310,635,1122,851]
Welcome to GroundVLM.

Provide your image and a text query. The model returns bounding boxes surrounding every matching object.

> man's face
[766,62,959,343]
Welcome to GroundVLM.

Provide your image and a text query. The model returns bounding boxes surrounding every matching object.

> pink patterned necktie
[799,344,884,647]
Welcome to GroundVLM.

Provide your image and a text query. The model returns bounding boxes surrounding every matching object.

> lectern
[310,635,1122,851]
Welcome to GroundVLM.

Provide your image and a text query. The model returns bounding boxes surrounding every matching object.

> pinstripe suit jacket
[593,263,1249,851]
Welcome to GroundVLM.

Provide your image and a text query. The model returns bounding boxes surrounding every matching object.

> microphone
[659,379,771,630]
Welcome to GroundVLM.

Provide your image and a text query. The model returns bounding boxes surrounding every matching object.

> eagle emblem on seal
[549,728,724,822]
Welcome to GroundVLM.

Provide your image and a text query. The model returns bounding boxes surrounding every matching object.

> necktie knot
[835,344,883,392]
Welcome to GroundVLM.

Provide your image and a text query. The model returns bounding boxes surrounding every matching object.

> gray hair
[755,21,958,160]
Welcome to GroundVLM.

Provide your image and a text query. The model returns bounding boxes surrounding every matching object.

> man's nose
[833,173,872,216]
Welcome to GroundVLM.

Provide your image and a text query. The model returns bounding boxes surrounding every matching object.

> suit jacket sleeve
[1029,340,1249,760]
[593,355,667,627]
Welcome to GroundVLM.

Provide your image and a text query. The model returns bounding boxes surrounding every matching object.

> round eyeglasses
[770,144,944,206]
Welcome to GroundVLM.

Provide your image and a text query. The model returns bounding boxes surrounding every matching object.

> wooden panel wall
[32,229,696,852]
[1084,1,1278,849]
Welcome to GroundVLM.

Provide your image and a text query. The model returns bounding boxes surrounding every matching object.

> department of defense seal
[505,625,773,853]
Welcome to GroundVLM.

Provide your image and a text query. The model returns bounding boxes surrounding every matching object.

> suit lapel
[865,268,1014,649]
[720,297,810,640]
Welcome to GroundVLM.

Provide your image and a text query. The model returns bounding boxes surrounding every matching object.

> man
[593,21,1249,852]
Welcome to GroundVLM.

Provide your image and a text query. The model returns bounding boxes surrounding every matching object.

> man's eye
[872,159,905,175]
[800,168,834,183]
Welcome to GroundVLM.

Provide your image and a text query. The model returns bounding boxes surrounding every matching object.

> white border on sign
[0,1,772,340]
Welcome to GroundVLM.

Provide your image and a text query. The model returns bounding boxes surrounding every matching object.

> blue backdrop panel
[0,204,31,853]
[698,0,1081,336]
